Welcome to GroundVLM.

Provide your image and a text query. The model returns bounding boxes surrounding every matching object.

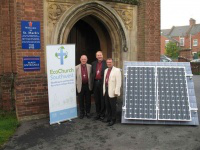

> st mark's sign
[21,21,41,49]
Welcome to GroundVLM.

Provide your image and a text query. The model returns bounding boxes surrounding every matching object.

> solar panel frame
[156,66,192,121]
[121,62,199,126]
[124,66,157,120]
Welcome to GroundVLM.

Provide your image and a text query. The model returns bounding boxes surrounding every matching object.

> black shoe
[107,120,116,126]
[86,113,91,119]
[93,116,100,120]
[79,114,84,119]
[102,119,111,123]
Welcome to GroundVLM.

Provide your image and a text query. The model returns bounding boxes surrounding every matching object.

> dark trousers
[105,87,117,121]
[78,83,91,115]
[94,80,106,117]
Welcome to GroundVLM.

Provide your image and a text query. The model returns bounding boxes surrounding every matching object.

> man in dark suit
[91,51,107,120]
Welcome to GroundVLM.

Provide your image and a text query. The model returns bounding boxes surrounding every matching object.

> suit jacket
[91,60,107,89]
[103,66,122,98]
[76,64,92,93]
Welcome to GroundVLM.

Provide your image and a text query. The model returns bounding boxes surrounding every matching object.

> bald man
[76,55,92,119]
[91,51,107,120]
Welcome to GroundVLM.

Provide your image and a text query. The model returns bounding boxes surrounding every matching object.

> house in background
[161,18,200,58]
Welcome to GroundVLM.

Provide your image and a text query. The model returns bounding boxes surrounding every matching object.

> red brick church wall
[0,0,48,120]
[137,0,161,61]
[0,0,16,110]
[14,0,48,120]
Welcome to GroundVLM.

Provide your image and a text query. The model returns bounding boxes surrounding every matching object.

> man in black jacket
[91,51,107,120]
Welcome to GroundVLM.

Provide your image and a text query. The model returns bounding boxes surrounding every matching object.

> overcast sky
[161,0,200,29]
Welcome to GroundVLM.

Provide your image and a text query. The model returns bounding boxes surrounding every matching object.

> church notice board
[21,21,41,49]
[46,44,77,125]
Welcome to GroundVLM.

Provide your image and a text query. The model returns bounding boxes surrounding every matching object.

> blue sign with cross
[21,21,41,49]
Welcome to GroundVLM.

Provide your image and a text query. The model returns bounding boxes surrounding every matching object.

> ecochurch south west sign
[46,45,77,124]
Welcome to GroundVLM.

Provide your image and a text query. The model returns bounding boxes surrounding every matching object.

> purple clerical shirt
[81,64,88,84]
[105,68,112,87]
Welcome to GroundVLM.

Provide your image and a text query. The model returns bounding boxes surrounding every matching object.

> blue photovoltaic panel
[157,67,191,121]
[122,62,199,126]
[125,67,157,120]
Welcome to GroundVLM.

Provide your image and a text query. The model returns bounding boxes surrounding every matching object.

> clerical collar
[108,67,113,70]
[98,60,102,63]
[81,64,86,67]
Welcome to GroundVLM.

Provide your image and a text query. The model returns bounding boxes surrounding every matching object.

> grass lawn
[0,110,19,148]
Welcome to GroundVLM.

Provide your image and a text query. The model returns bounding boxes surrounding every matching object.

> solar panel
[122,62,199,126]
[125,67,157,120]
[157,67,191,121]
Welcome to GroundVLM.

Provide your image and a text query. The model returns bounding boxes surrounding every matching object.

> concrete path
[1,76,200,150]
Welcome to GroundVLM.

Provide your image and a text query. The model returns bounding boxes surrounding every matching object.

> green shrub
[165,41,180,59]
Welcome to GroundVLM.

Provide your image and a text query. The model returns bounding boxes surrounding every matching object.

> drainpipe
[9,0,15,110]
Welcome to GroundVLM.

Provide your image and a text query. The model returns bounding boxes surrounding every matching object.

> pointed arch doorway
[51,1,128,68]
[67,15,112,65]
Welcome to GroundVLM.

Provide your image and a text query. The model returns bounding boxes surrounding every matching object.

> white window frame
[165,40,169,46]
[193,39,198,46]
[180,37,185,46]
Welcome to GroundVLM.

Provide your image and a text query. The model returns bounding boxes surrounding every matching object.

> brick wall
[0,0,15,110]
[10,0,17,74]
[14,0,48,121]
[0,0,48,120]
[137,0,145,60]
[15,75,48,121]
[137,0,161,61]
[15,0,45,76]
[179,49,192,60]
[1,0,13,73]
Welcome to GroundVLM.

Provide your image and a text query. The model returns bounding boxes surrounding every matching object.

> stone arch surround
[50,1,129,67]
